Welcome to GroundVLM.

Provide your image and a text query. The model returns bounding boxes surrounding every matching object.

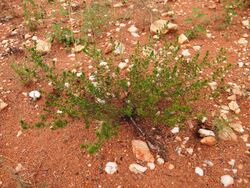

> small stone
[28,90,41,100]
[171,127,179,134]
[229,122,244,133]
[113,2,124,8]
[204,160,214,167]
[221,175,234,187]
[193,45,201,51]
[15,163,23,173]
[208,81,218,91]
[132,140,154,162]
[181,49,191,57]
[147,162,155,170]
[242,19,250,29]
[24,34,32,39]
[218,126,237,141]
[150,20,177,34]
[200,136,217,146]
[195,167,204,176]
[129,163,147,174]
[178,34,188,44]
[36,40,51,53]
[240,134,249,142]
[0,99,8,111]
[238,38,248,45]
[118,62,127,70]
[198,129,215,137]
[16,130,22,138]
[168,163,175,170]
[104,162,118,174]
[228,101,240,114]
[128,25,138,34]
[227,95,236,101]
[156,158,164,165]
[72,44,85,53]
[228,159,235,167]
[186,147,193,155]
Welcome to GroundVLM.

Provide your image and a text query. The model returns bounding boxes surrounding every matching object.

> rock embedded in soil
[228,101,240,114]
[198,129,215,137]
[104,162,118,174]
[229,122,244,133]
[28,90,41,100]
[0,99,8,111]
[147,162,155,170]
[178,34,188,44]
[221,175,234,187]
[171,127,179,134]
[156,158,165,165]
[132,140,154,162]
[129,163,147,174]
[15,163,23,173]
[36,39,51,53]
[200,136,217,146]
[150,20,177,34]
[217,126,237,141]
[195,167,204,176]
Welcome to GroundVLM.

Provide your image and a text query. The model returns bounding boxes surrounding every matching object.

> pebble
[208,81,218,91]
[15,163,23,173]
[238,38,248,45]
[147,162,155,170]
[198,129,215,137]
[132,140,154,162]
[181,49,191,57]
[200,136,217,146]
[28,90,41,100]
[104,162,118,174]
[16,130,22,138]
[195,167,204,176]
[118,62,127,70]
[36,39,51,53]
[129,163,147,174]
[0,99,8,111]
[221,175,234,187]
[229,122,244,133]
[156,158,164,165]
[171,127,179,134]
[178,34,188,44]
[228,101,240,114]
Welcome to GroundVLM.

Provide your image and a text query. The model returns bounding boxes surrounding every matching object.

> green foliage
[23,0,45,31]
[185,24,206,40]
[50,23,75,47]
[15,41,228,153]
[81,1,110,37]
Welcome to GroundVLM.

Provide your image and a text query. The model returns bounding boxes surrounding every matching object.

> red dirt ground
[0,0,249,187]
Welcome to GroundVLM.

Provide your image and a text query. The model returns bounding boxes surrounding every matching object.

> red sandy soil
[0,0,249,187]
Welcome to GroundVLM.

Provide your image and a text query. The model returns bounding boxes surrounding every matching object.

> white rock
[16,130,22,138]
[204,160,214,167]
[171,127,179,134]
[181,49,191,57]
[228,159,235,167]
[228,101,240,114]
[221,175,234,187]
[0,99,8,111]
[242,19,250,29]
[129,163,147,174]
[36,40,51,53]
[156,158,164,165]
[28,90,41,100]
[150,20,178,34]
[229,122,244,133]
[104,162,118,174]
[186,147,193,155]
[147,162,155,170]
[128,25,138,33]
[193,45,201,51]
[238,38,248,45]
[198,129,215,137]
[24,34,32,39]
[178,34,188,44]
[195,167,204,176]
[72,44,85,53]
[208,81,218,91]
[15,163,23,173]
[118,62,127,70]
